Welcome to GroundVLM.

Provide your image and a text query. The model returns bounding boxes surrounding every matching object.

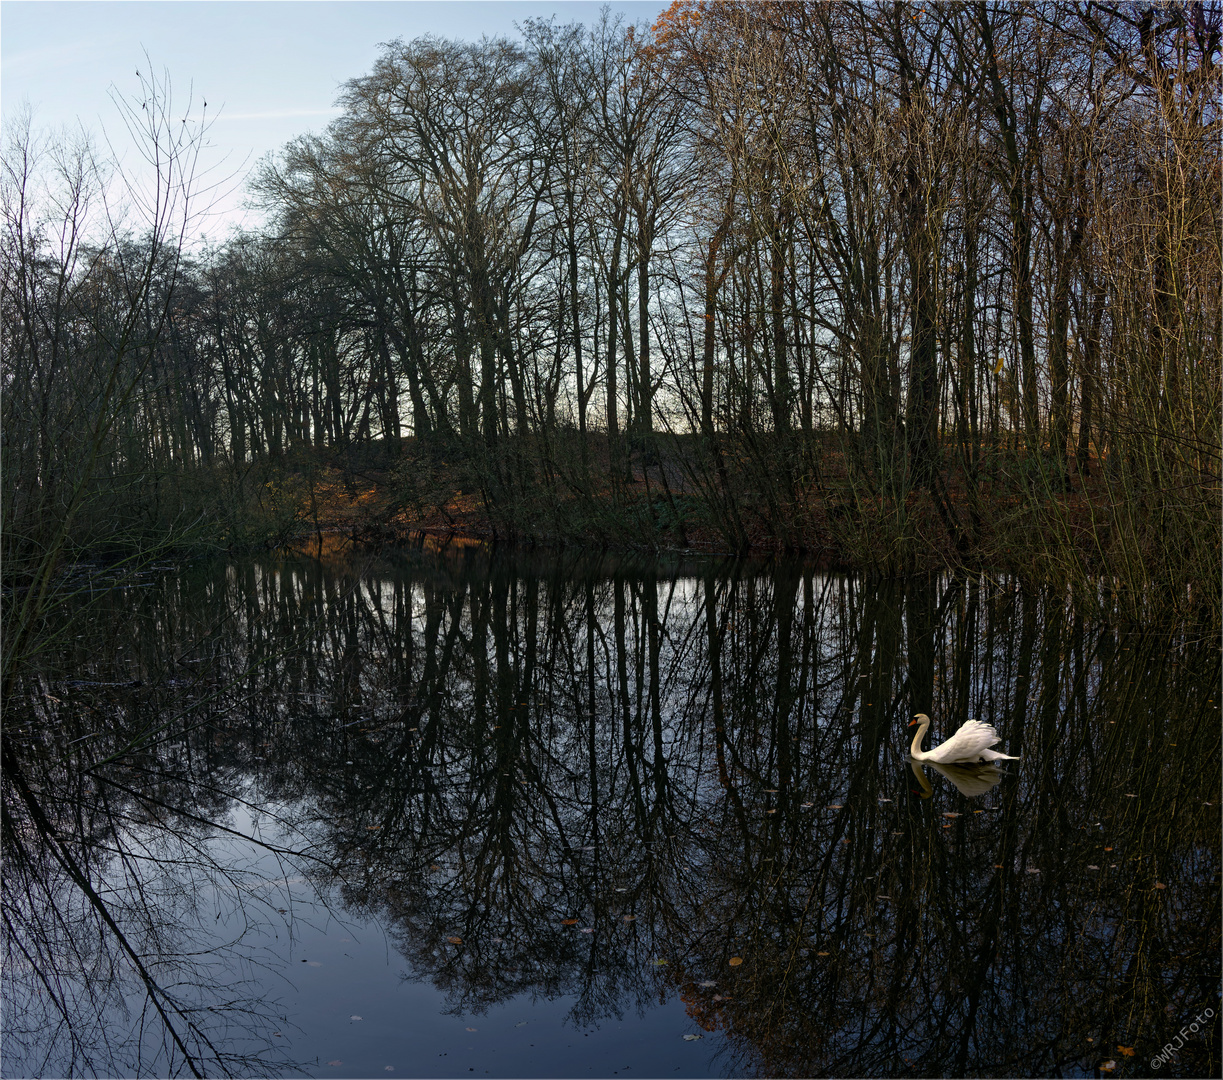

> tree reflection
[2,571,326,1078]
[3,543,1219,1077]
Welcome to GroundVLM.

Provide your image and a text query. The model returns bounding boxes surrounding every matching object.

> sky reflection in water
[2,542,1218,1078]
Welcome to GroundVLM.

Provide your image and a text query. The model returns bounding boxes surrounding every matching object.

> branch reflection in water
[2,541,1219,1078]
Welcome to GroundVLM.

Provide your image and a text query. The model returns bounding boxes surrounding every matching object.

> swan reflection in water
[910,758,1005,799]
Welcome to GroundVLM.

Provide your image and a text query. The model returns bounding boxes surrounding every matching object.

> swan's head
[908,713,930,728]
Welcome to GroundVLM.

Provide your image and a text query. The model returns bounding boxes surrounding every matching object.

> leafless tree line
[2,3,1218,583]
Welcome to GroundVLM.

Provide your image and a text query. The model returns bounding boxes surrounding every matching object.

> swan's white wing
[925,719,1001,763]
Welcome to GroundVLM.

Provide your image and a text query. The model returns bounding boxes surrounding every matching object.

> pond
[3,539,1219,1078]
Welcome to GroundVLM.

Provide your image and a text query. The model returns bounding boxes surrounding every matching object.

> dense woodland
[2,2,1219,608]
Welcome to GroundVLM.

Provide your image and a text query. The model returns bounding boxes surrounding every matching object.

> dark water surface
[3,540,1219,1078]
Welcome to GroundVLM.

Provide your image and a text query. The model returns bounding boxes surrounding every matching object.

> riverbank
[260,433,1217,606]
[6,430,1214,626]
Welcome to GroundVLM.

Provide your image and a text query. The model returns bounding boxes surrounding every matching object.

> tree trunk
[637,207,653,438]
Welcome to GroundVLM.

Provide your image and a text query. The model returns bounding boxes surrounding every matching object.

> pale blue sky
[2,1,667,239]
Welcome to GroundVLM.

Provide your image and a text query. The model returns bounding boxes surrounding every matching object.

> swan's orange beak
[907,717,919,727]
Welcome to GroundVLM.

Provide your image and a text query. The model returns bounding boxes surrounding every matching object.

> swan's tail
[980,748,1020,762]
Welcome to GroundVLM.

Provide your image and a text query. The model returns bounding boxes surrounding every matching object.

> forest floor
[270,433,1149,577]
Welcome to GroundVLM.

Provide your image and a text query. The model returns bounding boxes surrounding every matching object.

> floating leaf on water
[801,802,814,807]
[615,887,628,893]
[466,1027,477,1031]
[1099,1061,1116,1071]
[273,1032,282,1037]
[994,864,1004,869]
[652,958,668,966]
[817,951,830,956]
[1104,847,1114,852]
[828,804,843,809]
[385,1068,394,1072]
[943,812,960,818]
[581,927,595,933]
[350,1015,363,1021]
[327,1062,342,1067]
[623,914,636,921]
[366,825,381,830]
[562,919,579,925]
[764,789,778,793]
[447,936,463,944]
[1154,882,1167,889]
[515,1021,528,1027]
[765,809,777,814]
[728,956,743,967]
[700,981,716,987]
[1087,865,1100,870]
[1117,1046,1136,1056]
[1026,868,1040,874]
[682,1033,703,1041]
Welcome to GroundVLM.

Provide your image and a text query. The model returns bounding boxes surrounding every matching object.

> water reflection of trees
[4,545,1219,1077]
[2,567,327,1078]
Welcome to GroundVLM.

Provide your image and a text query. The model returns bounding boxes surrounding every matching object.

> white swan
[907,713,1020,764]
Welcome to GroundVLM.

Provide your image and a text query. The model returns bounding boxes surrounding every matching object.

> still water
[3,539,1219,1078]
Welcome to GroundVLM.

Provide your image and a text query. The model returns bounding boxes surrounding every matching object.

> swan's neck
[910,720,930,760]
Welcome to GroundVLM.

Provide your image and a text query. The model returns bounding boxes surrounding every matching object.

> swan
[907,713,1020,765]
